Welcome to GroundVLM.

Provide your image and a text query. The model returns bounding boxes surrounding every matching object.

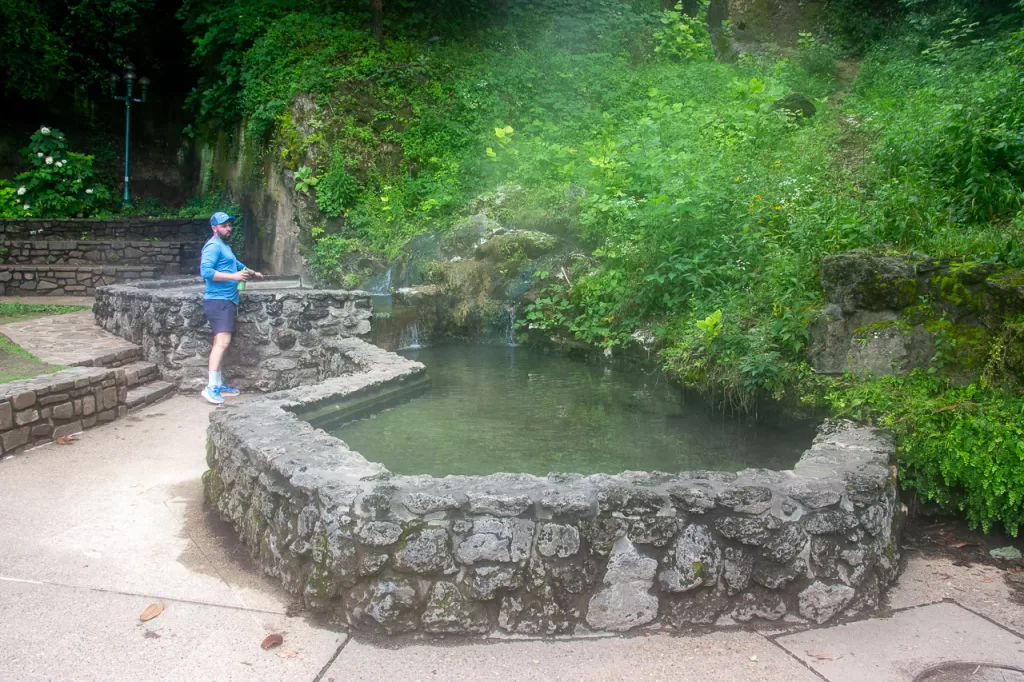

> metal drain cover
[915,662,1024,682]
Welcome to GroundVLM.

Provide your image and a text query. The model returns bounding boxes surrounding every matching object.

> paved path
[0,310,138,366]
[0,395,1021,681]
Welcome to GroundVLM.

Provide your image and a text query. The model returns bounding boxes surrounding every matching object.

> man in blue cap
[200,212,263,404]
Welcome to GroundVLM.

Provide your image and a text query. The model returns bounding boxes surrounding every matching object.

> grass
[0,334,60,384]
[0,303,89,326]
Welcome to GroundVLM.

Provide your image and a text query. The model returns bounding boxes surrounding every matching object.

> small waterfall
[370,268,393,295]
[399,323,423,350]
[505,304,519,347]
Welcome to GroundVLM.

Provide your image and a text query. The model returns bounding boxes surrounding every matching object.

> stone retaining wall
[1,366,132,456]
[204,339,904,636]
[0,265,163,296]
[2,240,197,275]
[0,218,209,242]
[93,278,373,392]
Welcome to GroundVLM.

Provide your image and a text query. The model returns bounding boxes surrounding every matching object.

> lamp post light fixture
[110,63,150,208]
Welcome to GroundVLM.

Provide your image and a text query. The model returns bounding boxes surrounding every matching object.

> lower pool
[333,345,816,477]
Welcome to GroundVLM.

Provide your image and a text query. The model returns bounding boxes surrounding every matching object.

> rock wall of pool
[204,338,904,635]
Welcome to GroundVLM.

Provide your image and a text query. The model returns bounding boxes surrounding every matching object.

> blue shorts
[203,299,237,334]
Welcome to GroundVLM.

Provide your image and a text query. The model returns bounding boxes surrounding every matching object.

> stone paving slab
[327,631,822,682]
[0,309,138,366]
[774,601,1024,682]
[0,579,346,682]
[888,552,1024,637]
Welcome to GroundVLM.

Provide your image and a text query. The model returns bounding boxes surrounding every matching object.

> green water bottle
[237,268,248,292]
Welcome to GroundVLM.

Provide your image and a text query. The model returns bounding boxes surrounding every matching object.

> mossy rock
[820,254,918,313]
[476,230,557,262]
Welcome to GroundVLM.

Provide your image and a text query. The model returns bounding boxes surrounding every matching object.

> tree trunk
[372,0,383,45]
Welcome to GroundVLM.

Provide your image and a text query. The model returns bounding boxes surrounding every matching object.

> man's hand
[252,271,265,280]
[235,270,252,282]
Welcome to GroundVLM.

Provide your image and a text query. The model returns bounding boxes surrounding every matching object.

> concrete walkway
[0,395,1022,681]
[0,310,138,367]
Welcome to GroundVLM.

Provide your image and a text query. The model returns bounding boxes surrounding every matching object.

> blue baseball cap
[210,211,235,227]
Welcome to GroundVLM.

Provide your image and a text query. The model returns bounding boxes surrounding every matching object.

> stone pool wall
[204,338,904,636]
[93,278,373,392]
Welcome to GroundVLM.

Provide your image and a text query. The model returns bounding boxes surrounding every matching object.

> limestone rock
[403,492,461,514]
[668,484,718,514]
[718,486,773,515]
[585,581,659,633]
[722,546,753,595]
[585,538,658,632]
[579,516,627,556]
[358,521,403,547]
[346,577,425,634]
[467,492,532,517]
[762,524,808,563]
[499,586,572,635]
[537,523,581,558]
[627,516,680,547]
[662,588,728,627]
[658,524,721,593]
[467,565,521,600]
[457,533,511,564]
[539,489,594,514]
[714,513,780,546]
[393,527,455,574]
[820,254,918,314]
[785,478,843,509]
[420,581,490,634]
[805,510,860,535]
[798,581,856,624]
[732,588,787,622]
[753,558,806,589]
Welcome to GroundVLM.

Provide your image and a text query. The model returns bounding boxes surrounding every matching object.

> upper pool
[333,346,816,477]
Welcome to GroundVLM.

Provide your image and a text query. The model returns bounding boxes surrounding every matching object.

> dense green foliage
[174,0,1024,534]
[822,371,1024,536]
[0,128,111,218]
[0,0,155,99]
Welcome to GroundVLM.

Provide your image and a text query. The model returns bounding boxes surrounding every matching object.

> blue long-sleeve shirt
[200,236,246,303]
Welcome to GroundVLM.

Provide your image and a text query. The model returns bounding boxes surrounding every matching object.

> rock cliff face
[809,254,1024,384]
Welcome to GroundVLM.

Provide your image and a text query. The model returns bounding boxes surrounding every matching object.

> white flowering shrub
[0,127,111,218]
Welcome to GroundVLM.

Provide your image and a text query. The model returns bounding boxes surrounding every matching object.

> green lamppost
[110,63,150,208]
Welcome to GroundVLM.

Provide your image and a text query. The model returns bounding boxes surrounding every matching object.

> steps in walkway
[119,360,160,388]
[125,380,175,412]
[118,361,176,412]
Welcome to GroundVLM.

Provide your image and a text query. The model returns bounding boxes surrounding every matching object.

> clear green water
[334,346,816,477]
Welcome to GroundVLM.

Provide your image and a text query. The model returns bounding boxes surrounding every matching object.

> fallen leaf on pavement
[56,435,79,445]
[748,655,758,662]
[139,601,164,622]
[276,649,298,658]
[807,651,842,661]
[261,633,284,650]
